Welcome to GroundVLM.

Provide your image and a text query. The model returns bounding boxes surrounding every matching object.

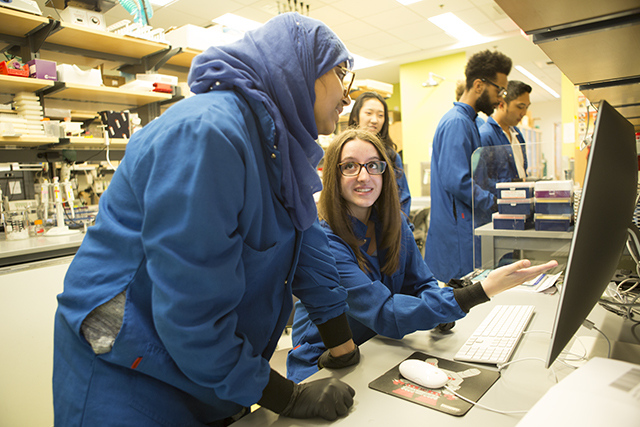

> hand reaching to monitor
[481,259,558,298]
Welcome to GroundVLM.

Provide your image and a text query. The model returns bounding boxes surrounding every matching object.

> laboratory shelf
[165,47,202,68]
[0,7,50,38]
[43,82,171,109]
[0,135,58,147]
[54,137,128,150]
[44,22,169,60]
[0,75,55,94]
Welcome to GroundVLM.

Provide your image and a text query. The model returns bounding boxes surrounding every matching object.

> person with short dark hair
[479,80,533,184]
[348,92,411,217]
[426,49,512,283]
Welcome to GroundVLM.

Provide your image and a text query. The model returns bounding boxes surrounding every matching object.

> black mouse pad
[368,351,500,416]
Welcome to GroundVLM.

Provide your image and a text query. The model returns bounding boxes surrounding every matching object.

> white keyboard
[453,305,535,364]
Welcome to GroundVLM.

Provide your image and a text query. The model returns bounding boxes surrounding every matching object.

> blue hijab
[188,13,353,231]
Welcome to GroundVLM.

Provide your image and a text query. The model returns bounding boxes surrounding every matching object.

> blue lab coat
[286,211,467,383]
[53,91,349,426]
[394,153,412,218]
[426,102,496,283]
[477,116,528,193]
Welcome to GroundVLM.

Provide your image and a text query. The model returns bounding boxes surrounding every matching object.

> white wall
[529,99,562,178]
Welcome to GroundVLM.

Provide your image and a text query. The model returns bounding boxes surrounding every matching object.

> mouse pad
[368,351,500,416]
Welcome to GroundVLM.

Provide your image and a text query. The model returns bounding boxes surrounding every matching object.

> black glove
[280,378,355,420]
[257,369,355,421]
[435,322,455,332]
[317,345,360,370]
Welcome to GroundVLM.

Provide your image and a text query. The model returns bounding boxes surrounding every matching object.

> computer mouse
[399,359,449,389]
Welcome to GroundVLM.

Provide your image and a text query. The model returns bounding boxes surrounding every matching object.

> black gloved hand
[435,322,455,332]
[280,378,355,421]
[317,345,360,370]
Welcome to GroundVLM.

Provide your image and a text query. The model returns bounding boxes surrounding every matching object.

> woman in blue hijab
[53,13,360,426]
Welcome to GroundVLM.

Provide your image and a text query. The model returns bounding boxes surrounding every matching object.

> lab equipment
[43,177,80,237]
[453,304,534,364]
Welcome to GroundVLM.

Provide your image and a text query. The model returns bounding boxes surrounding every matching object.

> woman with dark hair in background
[348,92,411,217]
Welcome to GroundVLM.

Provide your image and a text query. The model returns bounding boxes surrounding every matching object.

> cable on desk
[443,386,529,415]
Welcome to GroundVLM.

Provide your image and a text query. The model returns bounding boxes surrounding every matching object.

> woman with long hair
[286,128,557,383]
[348,92,411,217]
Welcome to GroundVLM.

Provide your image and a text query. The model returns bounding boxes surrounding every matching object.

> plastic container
[496,182,535,199]
[492,212,533,230]
[34,219,45,235]
[534,214,573,232]
[534,180,573,198]
[535,198,573,215]
[498,198,534,215]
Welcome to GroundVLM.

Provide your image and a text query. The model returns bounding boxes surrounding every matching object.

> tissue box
[99,111,130,139]
[57,64,102,86]
[27,59,57,81]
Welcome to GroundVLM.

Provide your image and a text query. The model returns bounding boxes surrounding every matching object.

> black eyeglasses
[339,160,386,177]
[336,65,356,98]
[481,78,507,98]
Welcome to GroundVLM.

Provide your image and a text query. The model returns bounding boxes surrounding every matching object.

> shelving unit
[0,7,192,158]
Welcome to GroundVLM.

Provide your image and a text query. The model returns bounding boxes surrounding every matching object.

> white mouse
[399,359,449,389]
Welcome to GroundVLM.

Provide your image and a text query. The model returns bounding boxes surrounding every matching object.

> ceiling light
[351,53,383,71]
[212,13,263,32]
[395,0,423,5]
[428,12,483,42]
[515,65,560,98]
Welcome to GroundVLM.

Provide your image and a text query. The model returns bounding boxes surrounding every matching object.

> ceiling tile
[309,5,356,27]
[410,33,458,50]
[360,6,424,31]
[349,31,403,49]
[370,41,423,59]
[331,0,399,19]
[331,20,380,41]
[386,20,441,41]
[408,0,476,19]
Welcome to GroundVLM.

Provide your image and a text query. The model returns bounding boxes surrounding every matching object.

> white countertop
[0,231,84,261]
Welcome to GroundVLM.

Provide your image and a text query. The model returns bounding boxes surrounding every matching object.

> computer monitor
[545,100,638,368]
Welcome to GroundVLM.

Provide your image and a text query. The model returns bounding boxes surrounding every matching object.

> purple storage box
[27,59,57,81]
[534,180,573,198]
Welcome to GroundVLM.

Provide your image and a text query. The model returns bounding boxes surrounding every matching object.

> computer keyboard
[453,304,535,364]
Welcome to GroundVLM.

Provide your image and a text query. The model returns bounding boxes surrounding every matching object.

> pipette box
[496,182,535,199]
[535,198,573,215]
[534,214,573,232]
[534,180,573,198]
[493,212,533,230]
[498,198,534,215]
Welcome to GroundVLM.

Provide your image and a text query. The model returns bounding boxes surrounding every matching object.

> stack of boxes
[493,182,535,230]
[491,180,574,232]
[13,92,44,136]
[534,181,574,231]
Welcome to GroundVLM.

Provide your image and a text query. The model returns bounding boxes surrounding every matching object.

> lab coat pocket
[128,344,234,427]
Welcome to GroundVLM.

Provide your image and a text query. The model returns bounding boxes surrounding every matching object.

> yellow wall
[560,72,589,186]
[399,52,467,197]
